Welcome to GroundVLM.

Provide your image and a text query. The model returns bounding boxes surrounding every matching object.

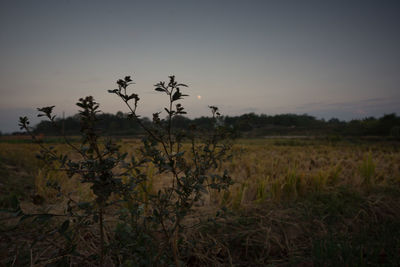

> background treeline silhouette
[20,112,400,137]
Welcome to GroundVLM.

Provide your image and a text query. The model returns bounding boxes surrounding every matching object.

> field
[1,137,400,266]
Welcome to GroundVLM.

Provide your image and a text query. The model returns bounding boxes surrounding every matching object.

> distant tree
[116,111,124,118]
[378,113,399,135]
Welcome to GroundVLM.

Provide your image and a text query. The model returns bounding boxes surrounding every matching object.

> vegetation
[1,138,400,265]
[0,75,399,266]
[3,75,234,266]
[16,110,400,138]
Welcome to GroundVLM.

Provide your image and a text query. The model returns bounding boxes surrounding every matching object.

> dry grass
[1,139,400,265]
[184,189,400,266]
[218,140,400,207]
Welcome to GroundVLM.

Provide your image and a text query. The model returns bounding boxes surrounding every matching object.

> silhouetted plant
[108,75,233,265]
[18,75,234,266]
[19,97,139,265]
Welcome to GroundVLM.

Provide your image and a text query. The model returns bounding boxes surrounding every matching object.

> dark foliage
[16,75,234,266]
[32,111,400,137]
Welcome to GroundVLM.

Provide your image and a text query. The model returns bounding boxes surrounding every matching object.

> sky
[1,0,400,133]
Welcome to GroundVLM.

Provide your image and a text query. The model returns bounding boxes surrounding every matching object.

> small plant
[328,165,341,186]
[360,152,375,186]
[281,168,302,200]
[18,75,234,265]
[312,171,328,192]
[231,182,248,209]
[19,97,135,265]
[255,176,269,203]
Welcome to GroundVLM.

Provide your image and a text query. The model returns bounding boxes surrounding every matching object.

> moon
[197,95,202,100]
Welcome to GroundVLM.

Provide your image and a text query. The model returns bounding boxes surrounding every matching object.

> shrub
[18,75,234,266]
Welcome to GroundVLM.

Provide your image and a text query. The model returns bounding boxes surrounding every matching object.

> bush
[18,75,234,266]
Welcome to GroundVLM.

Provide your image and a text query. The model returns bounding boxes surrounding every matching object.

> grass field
[1,138,400,266]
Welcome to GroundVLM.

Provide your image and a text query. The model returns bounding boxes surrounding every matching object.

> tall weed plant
[18,75,234,266]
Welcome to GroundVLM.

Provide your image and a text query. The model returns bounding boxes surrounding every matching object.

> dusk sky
[1,0,400,133]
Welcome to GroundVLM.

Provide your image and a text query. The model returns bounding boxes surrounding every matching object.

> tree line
[19,112,400,137]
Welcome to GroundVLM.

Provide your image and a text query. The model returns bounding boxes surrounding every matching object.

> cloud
[238,107,260,114]
[293,97,400,120]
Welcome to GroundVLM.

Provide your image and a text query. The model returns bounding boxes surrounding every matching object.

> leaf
[153,209,159,217]
[175,151,185,157]
[155,87,165,92]
[108,89,118,94]
[127,93,139,101]
[93,214,99,223]
[172,91,182,102]
[77,202,91,209]
[18,116,29,129]
[19,214,33,222]
[59,219,70,234]
[117,79,126,88]
[13,209,23,217]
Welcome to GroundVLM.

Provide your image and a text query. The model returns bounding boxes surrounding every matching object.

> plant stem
[99,205,104,267]
[172,230,180,267]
